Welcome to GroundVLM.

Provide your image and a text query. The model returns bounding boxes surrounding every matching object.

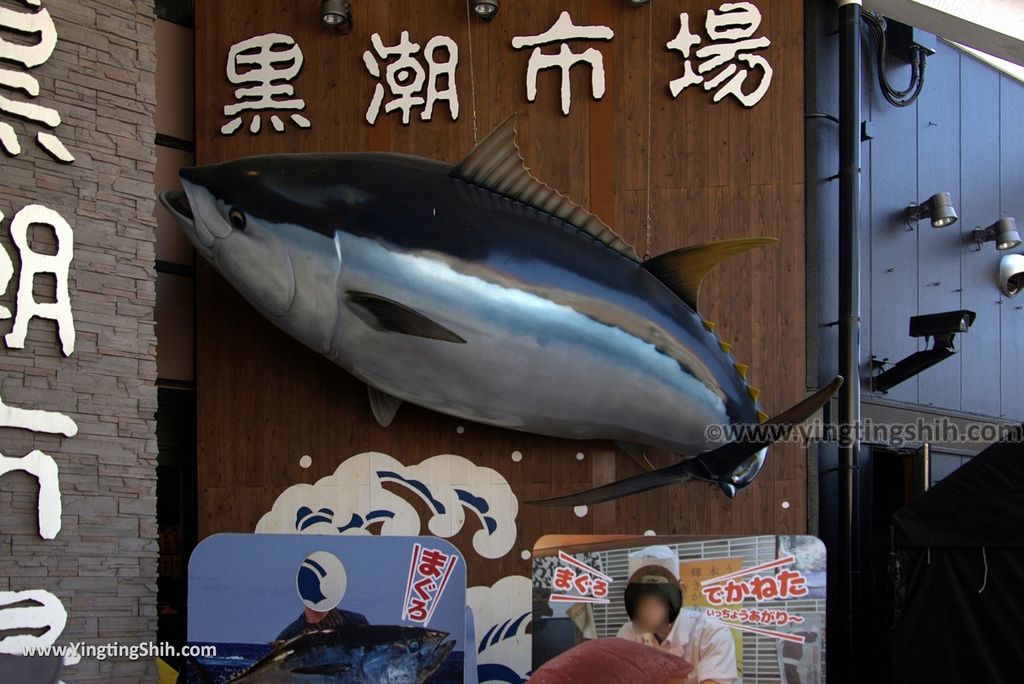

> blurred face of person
[634,593,670,633]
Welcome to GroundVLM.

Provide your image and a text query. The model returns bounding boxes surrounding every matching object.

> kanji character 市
[511,11,614,115]
[363,31,459,125]
[0,389,78,541]
[0,0,74,163]
[221,33,311,136]
[666,2,774,108]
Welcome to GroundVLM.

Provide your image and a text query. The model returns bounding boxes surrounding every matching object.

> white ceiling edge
[945,39,1024,84]
[864,0,1024,68]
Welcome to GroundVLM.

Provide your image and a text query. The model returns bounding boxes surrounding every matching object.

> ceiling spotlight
[973,217,1022,251]
[628,0,652,5]
[321,0,353,33]
[907,191,958,228]
[472,0,499,20]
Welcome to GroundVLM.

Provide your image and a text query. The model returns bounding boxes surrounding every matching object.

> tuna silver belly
[331,230,729,456]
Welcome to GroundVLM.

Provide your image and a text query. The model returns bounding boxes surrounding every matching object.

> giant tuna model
[161,116,840,506]
[190,626,455,683]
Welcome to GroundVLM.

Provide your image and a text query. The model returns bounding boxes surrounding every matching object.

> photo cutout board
[187,534,472,683]
[530,535,825,683]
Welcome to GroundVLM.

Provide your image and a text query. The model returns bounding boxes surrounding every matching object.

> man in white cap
[617,545,738,684]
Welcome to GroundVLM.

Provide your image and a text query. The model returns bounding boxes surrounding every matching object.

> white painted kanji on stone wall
[0,0,74,162]
[0,0,159,680]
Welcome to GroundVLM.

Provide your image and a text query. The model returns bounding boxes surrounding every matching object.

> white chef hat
[627,544,679,580]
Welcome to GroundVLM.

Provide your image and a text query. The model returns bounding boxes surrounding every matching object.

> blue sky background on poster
[188,534,467,648]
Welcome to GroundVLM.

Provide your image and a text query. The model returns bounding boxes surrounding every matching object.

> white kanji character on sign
[667,2,773,108]
[0,389,77,541]
[0,204,75,356]
[363,31,459,125]
[221,33,311,136]
[0,589,68,654]
[666,12,704,97]
[512,11,614,116]
[0,0,74,163]
[0,450,61,539]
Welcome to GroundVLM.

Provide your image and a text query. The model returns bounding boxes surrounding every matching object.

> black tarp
[891,426,1024,683]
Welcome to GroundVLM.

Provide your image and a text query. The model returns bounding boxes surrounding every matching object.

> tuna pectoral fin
[368,386,403,427]
[345,291,467,343]
[527,460,699,506]
[527,376,843,507]
[294,665,353,676]
[642,237,777,311]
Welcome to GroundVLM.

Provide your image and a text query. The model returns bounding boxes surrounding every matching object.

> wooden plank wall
[192,0,806,587]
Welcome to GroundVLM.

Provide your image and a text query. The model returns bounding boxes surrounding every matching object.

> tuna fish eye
[228,207,246,231]
[408,640,420,653]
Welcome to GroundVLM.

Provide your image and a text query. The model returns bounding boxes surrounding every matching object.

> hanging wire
[463,0,480,144]
[978,546,988,594]
[860,10,928,108]
[643,3,653,261]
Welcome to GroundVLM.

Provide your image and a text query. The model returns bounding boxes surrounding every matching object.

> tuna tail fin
[526,376,843,507]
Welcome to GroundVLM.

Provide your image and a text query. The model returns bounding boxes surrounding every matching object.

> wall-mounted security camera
[999,253,1024,298]
[870,309,976,393]
[907,310,975,342]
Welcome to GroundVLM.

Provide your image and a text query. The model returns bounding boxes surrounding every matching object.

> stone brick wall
[0,0,159,681]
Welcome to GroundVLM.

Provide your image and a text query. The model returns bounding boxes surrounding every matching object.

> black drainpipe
[837,0,862,675]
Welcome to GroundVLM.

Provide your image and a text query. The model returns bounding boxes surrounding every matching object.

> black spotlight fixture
[627,0,652,5]
[321,0,353,33]
[472,0,499,20]
[870,310,975,393]
[973,217,1022,251]
[907,191,958,228]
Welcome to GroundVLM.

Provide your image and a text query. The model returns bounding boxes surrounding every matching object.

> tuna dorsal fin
[641,237,777,311]
[451,114,640,262]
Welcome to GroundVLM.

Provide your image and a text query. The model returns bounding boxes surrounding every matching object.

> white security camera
[999,253,1024,297]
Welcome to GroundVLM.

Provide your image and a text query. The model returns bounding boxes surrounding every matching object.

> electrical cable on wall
[861,10,928,108]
